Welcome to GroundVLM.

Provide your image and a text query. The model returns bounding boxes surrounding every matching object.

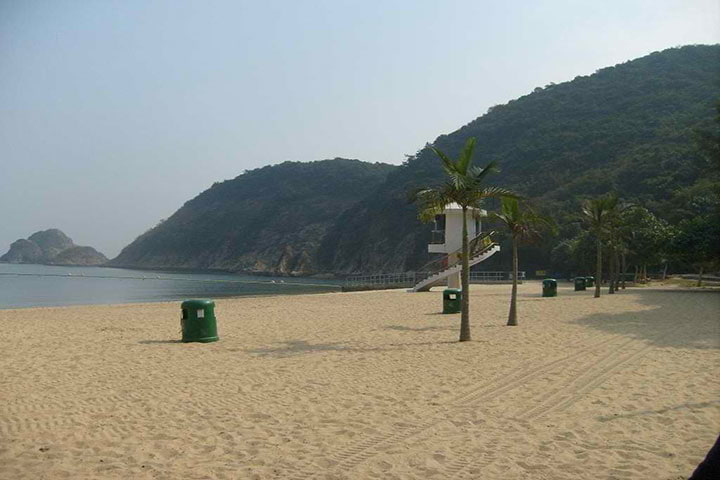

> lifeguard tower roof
[442,203,486,215]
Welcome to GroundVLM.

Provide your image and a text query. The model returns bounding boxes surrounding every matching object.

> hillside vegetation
[109,159,396,274]
[321,45,720,274]
[112,45,719,276]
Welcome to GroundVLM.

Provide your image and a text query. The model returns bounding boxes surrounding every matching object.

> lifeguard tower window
[431,215,446,244]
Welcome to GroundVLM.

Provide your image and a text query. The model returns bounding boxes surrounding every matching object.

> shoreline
[0,288,349,312]
[0,263,343,310]
[0,260,341,279]
[3,278,718,312]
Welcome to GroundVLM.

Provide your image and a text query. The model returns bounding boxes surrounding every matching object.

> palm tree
[415,137,515,342]
[606,202,634,294]
[490,198,555,326]
[581,194,620,298]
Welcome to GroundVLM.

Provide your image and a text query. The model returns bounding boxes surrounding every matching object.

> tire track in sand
[519,326,681,421]
[285,332,624,479]
[439,443,499,479]
[433,326,681,478]
[452,333,625,408]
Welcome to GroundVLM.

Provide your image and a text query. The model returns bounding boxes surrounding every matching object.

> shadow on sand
[385,325,452,332]
[246,340,352,357]
[572,289,720,350]
[246,338,459,357]
[138,339,183,344]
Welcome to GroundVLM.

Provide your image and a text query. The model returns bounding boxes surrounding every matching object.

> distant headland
[0,229,107,266]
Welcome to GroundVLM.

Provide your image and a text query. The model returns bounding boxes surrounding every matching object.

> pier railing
[470,271,525,283]
[343,272,421,290]
[343,270,524,291]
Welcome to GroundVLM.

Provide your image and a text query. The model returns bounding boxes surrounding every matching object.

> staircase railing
[414,230,497,284]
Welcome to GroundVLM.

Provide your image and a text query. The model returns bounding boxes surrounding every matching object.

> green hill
[112,45,719,276]
[320,45,720,274]
[109,159,396,274]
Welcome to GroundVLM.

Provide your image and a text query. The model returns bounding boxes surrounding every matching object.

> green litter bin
[442,288,461,314]
[585,276,595,287]
[542,279,557,297]
[181,299,219,343]
[574,277,587,291]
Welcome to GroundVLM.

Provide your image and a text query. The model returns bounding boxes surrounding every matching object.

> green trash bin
[181,299,219,343]
[574,277,587,291]
[542,279,557,297]
[442,288,461,314]
[585,276,595,288]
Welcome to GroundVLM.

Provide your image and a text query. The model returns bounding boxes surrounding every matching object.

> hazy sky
[1,0,718,257]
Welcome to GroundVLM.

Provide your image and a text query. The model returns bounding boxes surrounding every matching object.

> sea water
[0,263,340,309]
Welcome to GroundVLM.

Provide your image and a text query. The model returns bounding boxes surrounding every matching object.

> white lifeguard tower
[409,203,500,292]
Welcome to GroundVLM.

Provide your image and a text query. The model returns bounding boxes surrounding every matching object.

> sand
[0,282,718,479]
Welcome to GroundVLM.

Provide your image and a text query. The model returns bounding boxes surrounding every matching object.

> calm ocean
[0,263,341,309]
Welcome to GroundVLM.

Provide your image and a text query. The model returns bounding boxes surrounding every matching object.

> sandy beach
[1,282,718,479]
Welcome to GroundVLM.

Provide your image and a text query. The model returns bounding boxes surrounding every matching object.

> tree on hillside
[671,214,720,286]
[415,137,516,342]
[695,101,720,181]
[550,231,596,279]
[667,102,720,286]
[490,198,555,326]
[581,194,622,298]
[604,215,620,295]
[605,201,635,294]
[617,207,674,286]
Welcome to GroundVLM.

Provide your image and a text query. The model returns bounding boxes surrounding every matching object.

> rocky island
[0,229,107,266]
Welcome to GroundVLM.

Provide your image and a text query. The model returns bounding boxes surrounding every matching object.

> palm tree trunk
[697,265,704,287]
[621,252,627,289]
[595,239,602,298]
[608,248,615,294]
[459,207,471,342]
[507,235,518,326]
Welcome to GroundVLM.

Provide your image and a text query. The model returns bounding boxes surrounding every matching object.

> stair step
[410,244,500,292]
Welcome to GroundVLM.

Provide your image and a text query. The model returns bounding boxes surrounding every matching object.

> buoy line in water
[0,272,341,289]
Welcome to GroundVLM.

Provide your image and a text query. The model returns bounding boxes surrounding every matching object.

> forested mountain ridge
[112,45,719,276]
[109,159,396,274]
[320,45,720,274]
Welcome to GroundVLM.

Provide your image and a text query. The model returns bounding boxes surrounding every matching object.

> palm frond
[468,160,500,184]
[416,138,518,227]
[477,186,520,200]
[581,193,623,237]
[415,188,452,223]
[457,137,476,174]
[489,197,556,243]
[429,146,455,175]
[447,170,469,191]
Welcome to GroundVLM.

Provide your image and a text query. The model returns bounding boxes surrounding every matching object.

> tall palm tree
[581,194,620,298]
[606,202,633,294]
[415,137,515,342]
[490,197,555,326]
